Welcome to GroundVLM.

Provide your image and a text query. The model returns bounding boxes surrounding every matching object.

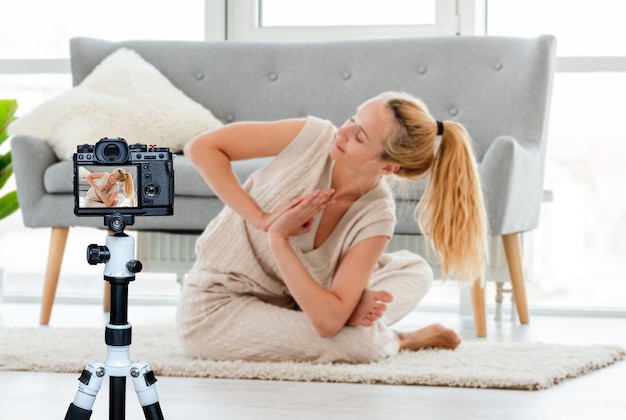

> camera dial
[87,244,110,265]
[77,144,93,153]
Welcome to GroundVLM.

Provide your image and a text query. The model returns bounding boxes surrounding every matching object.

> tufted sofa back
[70,36,555,163]
[44,35,558,235]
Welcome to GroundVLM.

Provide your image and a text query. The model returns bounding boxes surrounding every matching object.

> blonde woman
[84,168,135,208]
[177,92,488,363]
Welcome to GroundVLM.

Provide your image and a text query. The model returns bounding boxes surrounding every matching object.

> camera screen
[76,165,139,209]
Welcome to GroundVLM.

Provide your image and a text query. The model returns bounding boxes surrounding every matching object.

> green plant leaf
[0,99,18,145]
[0,99,19,218]
[0,190,19,220]
[0,160,12,190]
[0,150,11,172]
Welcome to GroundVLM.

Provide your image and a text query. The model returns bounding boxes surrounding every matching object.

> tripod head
[87,213,142,278]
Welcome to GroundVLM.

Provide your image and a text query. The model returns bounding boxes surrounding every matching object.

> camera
[74,137,174,218]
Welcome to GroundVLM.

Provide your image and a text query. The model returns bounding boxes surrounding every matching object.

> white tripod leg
[130,361,165,419]
[65,361,106,419]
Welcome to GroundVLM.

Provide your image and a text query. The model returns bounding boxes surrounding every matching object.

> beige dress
[176,117,433,363]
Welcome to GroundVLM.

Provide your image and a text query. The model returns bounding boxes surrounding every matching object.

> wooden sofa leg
[40,227,69,325]
[470,279,487,337]
[502,233,529,324]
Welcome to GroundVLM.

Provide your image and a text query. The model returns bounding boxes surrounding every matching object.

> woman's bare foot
[397,323,461,351]
[347,289,393,327]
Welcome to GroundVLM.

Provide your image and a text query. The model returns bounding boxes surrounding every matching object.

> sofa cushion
[9,48,223,160]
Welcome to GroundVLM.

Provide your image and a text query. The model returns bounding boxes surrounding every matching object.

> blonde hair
[114,168,136,206]
[379,92,488,283]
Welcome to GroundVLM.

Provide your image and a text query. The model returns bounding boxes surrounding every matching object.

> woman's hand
[251,196,306,232]
[267,188,335,239]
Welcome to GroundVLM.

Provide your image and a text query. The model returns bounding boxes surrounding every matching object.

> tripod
[65,214,165,420]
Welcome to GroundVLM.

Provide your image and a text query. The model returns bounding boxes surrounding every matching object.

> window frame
[227,0,460,41]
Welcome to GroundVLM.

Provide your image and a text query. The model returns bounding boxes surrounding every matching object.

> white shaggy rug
[0,326,623,390]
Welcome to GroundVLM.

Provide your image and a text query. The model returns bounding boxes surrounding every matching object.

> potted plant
[0,99,18,219]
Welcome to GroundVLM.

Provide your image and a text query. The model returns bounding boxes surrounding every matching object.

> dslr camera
[74,137,174,218]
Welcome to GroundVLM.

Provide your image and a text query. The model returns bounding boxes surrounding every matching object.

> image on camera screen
[76,165,138,209]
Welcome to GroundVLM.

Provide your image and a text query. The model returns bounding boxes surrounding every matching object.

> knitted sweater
[84,172,119,206]
[178,117,436,363]
[187,116,396,301]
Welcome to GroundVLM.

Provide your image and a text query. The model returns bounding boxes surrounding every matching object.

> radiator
[136,232,199,283]
[136,232,531,283]
[136,230,533,319]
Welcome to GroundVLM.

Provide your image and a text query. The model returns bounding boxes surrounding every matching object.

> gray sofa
[11,35,556,335]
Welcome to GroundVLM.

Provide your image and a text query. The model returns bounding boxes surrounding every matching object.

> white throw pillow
[9,48,223,159]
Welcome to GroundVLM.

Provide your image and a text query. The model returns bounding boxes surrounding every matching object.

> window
[487,0,626,56]
[228,0,458,41]
[0,0,205,60]
[0,0,206,114]
[259,0,436,27]
[0,74,71,116]
[487,0,626,310]
[2,1,624,312]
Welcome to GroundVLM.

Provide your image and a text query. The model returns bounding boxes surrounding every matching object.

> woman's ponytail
[116,168,136,206]
[380,92,488,283]
[416,121,488,282]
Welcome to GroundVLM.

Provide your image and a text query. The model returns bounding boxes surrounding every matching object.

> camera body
[74,137,174,217]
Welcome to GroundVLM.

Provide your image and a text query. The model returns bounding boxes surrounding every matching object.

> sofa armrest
[479,135,545,236]
[11,135,59,226]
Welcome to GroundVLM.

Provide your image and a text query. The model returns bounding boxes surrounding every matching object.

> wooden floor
[0,301,625,420]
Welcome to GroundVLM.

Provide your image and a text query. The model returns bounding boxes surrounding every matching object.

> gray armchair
[11,35,557,335]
